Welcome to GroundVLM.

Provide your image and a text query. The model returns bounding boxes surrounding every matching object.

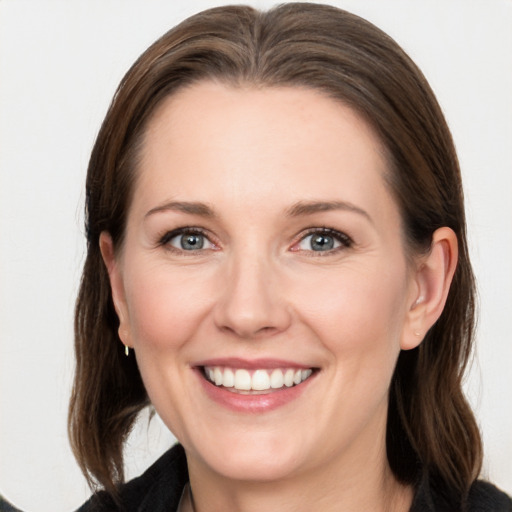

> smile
[203,366,314,393]
[194,358,318,412]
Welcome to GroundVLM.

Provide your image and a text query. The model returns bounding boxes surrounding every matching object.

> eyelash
[292,227,353,255]
[158,227,216,254]
[157,227,353,255]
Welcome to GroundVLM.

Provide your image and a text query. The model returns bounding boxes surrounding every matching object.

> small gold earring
[125,345,130,356]
[414,331,421,337]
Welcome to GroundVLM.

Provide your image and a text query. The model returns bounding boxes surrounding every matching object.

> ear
[99,231,132,348]
[401,227,458,350]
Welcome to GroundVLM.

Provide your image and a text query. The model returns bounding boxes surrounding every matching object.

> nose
[213,253,292,339]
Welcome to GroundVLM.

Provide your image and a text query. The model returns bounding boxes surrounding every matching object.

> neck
[185,420,413,512]
[188,468,412,512]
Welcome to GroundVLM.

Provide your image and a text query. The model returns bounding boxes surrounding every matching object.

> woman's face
[106,82,422,483]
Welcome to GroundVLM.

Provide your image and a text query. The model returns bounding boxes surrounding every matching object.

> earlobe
[99,231,132,347]
[401,227,458,350]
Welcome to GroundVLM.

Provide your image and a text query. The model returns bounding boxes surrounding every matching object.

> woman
[69,3,512,511]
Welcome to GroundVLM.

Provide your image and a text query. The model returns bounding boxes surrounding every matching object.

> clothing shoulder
[0,495,23,512]
[466,480,512,511]
[76,444,188,512]
[411,478,512,512]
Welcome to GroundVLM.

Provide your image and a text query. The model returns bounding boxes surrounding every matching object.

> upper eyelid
[296,227,353,243]
[159,227,214,246]
[157,226,352,249]
[289,227,354,255]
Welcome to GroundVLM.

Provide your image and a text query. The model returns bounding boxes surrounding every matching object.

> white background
[0,1,511,510]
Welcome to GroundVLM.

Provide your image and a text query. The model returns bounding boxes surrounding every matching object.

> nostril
[212,271,292,338]
[218,324,279,339]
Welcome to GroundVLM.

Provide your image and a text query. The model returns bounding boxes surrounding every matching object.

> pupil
[312,234,333,251]
[181,234,203,250]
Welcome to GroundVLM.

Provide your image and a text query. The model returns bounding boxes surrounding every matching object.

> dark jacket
[5,445,510,511]
[74,444,512,512]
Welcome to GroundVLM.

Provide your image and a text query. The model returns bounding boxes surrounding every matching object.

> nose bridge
[214,244,290,338]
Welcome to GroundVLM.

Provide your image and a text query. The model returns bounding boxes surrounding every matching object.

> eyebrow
[286,200,373,223]
[145,201,215,218]
[145,199,372,223]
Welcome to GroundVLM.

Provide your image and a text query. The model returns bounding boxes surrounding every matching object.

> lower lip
[195,369,315,413]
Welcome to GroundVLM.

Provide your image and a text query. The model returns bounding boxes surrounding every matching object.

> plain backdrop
[0,0,511,510]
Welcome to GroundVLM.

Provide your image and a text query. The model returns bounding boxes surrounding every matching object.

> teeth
[284,369,294,387]
[204,366,314,391]
[252,369,270,390]
[234,369,251,390]
[214,367,223,386]
[270,369,284,389]
[223,368,234,388]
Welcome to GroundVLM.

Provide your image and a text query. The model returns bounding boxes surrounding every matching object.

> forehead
[134,81,396,224]
[144,82,385,162]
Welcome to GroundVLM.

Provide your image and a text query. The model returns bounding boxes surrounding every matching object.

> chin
[209,452,303,482]
[187,430,310,482]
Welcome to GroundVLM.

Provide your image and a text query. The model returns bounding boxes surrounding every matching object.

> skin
[101,82,457,512]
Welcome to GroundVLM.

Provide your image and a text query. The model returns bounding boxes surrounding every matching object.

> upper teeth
[204,367,313,391]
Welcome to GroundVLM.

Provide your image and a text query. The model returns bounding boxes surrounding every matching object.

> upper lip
[192,357,314,370]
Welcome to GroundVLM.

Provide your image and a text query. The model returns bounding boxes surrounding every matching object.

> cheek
[123,261,214,352]
[293,261,409,357]
[294,261,409,429]
[121,260,217,439]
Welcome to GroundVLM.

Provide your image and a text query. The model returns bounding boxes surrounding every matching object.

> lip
[193,357,310,370]
[192,358,317,413]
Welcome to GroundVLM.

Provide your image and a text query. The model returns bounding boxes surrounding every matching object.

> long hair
[69,3,482,506]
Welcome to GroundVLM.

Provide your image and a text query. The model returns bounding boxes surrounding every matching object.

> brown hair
[69,3,482,507]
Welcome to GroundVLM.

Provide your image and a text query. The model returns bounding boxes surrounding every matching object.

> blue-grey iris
[181,234,204,250]
[311,234,334,251]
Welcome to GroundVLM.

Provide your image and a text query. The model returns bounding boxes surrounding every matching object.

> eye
[160,229,215,252]
[293,229,352,253]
